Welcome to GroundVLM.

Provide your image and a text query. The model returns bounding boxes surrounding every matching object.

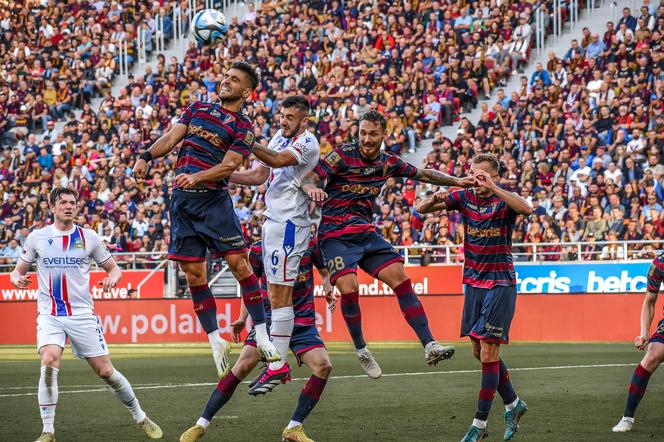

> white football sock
[207,330,220,343]
[472,418,487,429]
[254,322,270,344]
[197,417,210,428]
[268,307,294,371]
[356,346,368,356]
[38,365,59,434]
[287,420,302,429]
[505,397,519,411]
[103,369,146,423]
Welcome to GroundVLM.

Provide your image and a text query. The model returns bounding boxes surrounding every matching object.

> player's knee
[229,257,252,280]
[643,348,664,370]
[232,360,253,380]
[96,363,115,379]
[40,352,60,368]
[313,359,333,379]
[184,266,206,285]
[479,344,500,363]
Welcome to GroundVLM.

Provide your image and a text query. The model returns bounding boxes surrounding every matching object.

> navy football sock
[238,274,266,325]
[291,375,327,424]
[202,372,240,421]
[190,284,218,334]
[475,361,500,422]
[497,359,518,405]
[393,279,434,346]
[624,363,652,418]
[340,291,366,349]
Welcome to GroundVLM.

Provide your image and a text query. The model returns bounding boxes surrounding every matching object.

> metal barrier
[137,27,148,65]
[155,15,166,53]
[535,6,546,54]
[118,36,129,79]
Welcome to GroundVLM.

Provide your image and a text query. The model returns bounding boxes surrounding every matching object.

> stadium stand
[0,0,661,268]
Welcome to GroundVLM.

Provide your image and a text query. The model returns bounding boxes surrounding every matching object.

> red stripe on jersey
[49,274,55,316]
[464,207,510,222]
[464,259,513,272]
[62,235,69,252]
[464,242,512,254]
[294,317,315,326]
[180,156,216,170]
[319,223,375,240]
[61,274,72,316]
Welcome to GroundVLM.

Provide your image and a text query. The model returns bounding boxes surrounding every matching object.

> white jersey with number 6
[20,224,112,317]
[264,129,320,227]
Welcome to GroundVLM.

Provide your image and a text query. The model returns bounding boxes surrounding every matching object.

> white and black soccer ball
[191,9,228,46]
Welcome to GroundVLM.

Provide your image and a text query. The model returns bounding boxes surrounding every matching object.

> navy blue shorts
[320,231,403,284]
[650,319,664,345]
[461,284,517,344]
[245,325,325,366]
[168,189,247,261]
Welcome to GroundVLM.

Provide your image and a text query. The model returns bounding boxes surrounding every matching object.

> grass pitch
[1,342,663,441]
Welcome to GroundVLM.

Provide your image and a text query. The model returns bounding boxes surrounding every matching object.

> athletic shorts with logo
[261,218,310,286]
[37,314,109,359]
[461,285,517,344]
[169,189,247,261]
[244,325,325,366]
[320,231,403,284]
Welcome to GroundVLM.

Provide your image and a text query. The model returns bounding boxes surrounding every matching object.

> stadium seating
[0,0,661,266]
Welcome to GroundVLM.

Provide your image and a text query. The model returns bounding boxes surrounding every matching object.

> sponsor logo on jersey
[188,125,224,148]
[210,109,222,118]
[341,184,380,195]
[47,239,54,246]
[43,257,84,266]
[244,131,255,145]
[325,151,342,167]
[74,240,84,249]
[466,226,502,238]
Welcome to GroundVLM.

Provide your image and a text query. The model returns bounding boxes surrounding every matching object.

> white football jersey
[264,129,320,227]
[20,224,112,316]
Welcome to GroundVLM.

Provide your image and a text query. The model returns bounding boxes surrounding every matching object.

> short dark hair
[231,61,259,90]
[359,110,387,131]
[49,188,78,206]
[281,95,310,113]
[473,153,500,173]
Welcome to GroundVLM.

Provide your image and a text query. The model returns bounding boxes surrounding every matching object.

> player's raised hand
[174,173,200,189]
[456,175,476,188]
[230,319,246,343]
[133,158,148,181]
[10,273,31,289]
[307,187,328,203]
[432,191,446,203]
[634,334,649,350]
[473,169,497,190]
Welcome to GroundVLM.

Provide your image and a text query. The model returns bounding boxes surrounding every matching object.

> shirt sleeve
[287,137,319,166]
[313,148,345,180]
[249,243,264,280]
[19,233,37,264]
[88,230,113,265]
[229,118,255,159]
[647,260,664,295]
[388,155,418,178]
[443,190,465,212]
[177,103,196,126]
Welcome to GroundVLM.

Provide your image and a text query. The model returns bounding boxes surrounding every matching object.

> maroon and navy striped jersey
[313,143,418,241]
[175,101,255,191]
[249,238,325,328]
[647,254,664,294]
[444,189,518,288]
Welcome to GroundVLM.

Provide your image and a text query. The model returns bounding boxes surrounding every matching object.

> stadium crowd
[0,0,661,266]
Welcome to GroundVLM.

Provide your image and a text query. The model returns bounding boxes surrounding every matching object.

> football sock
[269,307,294,371]
[497,359,518,407]
[196,417,210,429]
[340,290,366,349]
[190,283,218,334]
[393,279,434,346]
[475,361,500,422]
[38,365,58,434]
[287,420,302,429]
[103,369,146,423]
[291,375,327,424]
[239,275,266,325]
[624,363,652,418]
[202,371,240,421]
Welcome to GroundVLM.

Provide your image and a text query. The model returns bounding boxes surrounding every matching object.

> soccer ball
[191,9,228,45]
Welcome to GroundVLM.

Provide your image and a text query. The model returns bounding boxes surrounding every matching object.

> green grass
[1,343,663,441]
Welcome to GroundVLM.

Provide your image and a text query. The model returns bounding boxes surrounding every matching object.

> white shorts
[262,218,310,286]
[37,314,109,359]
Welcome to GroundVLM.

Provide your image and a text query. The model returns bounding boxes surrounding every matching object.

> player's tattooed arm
[133,123,188,180]
[302,172,327,202]
[229,164,270,186]
[414,168,475,188]
[416,191,448,214]
[252,143,299,168]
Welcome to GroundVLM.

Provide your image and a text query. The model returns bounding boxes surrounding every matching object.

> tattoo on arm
[414,168,458,186]
[253,144,279,159]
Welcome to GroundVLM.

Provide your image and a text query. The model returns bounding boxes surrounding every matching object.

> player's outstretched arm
[231,300,249,343]
[229,164,270,186]
[175,151,245,189]
[302,172,327,202]
[414,168,475,188]
[133,123,188,180]
[317,268,337,312]
[10,260,32,289]
[416,191,448,214]
[252,143,299,168]
[100,257,122,293]
[635,291,658,350]
[474,169,533,215]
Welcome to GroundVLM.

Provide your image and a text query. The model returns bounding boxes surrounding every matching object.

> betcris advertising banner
[514,262,651,294]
